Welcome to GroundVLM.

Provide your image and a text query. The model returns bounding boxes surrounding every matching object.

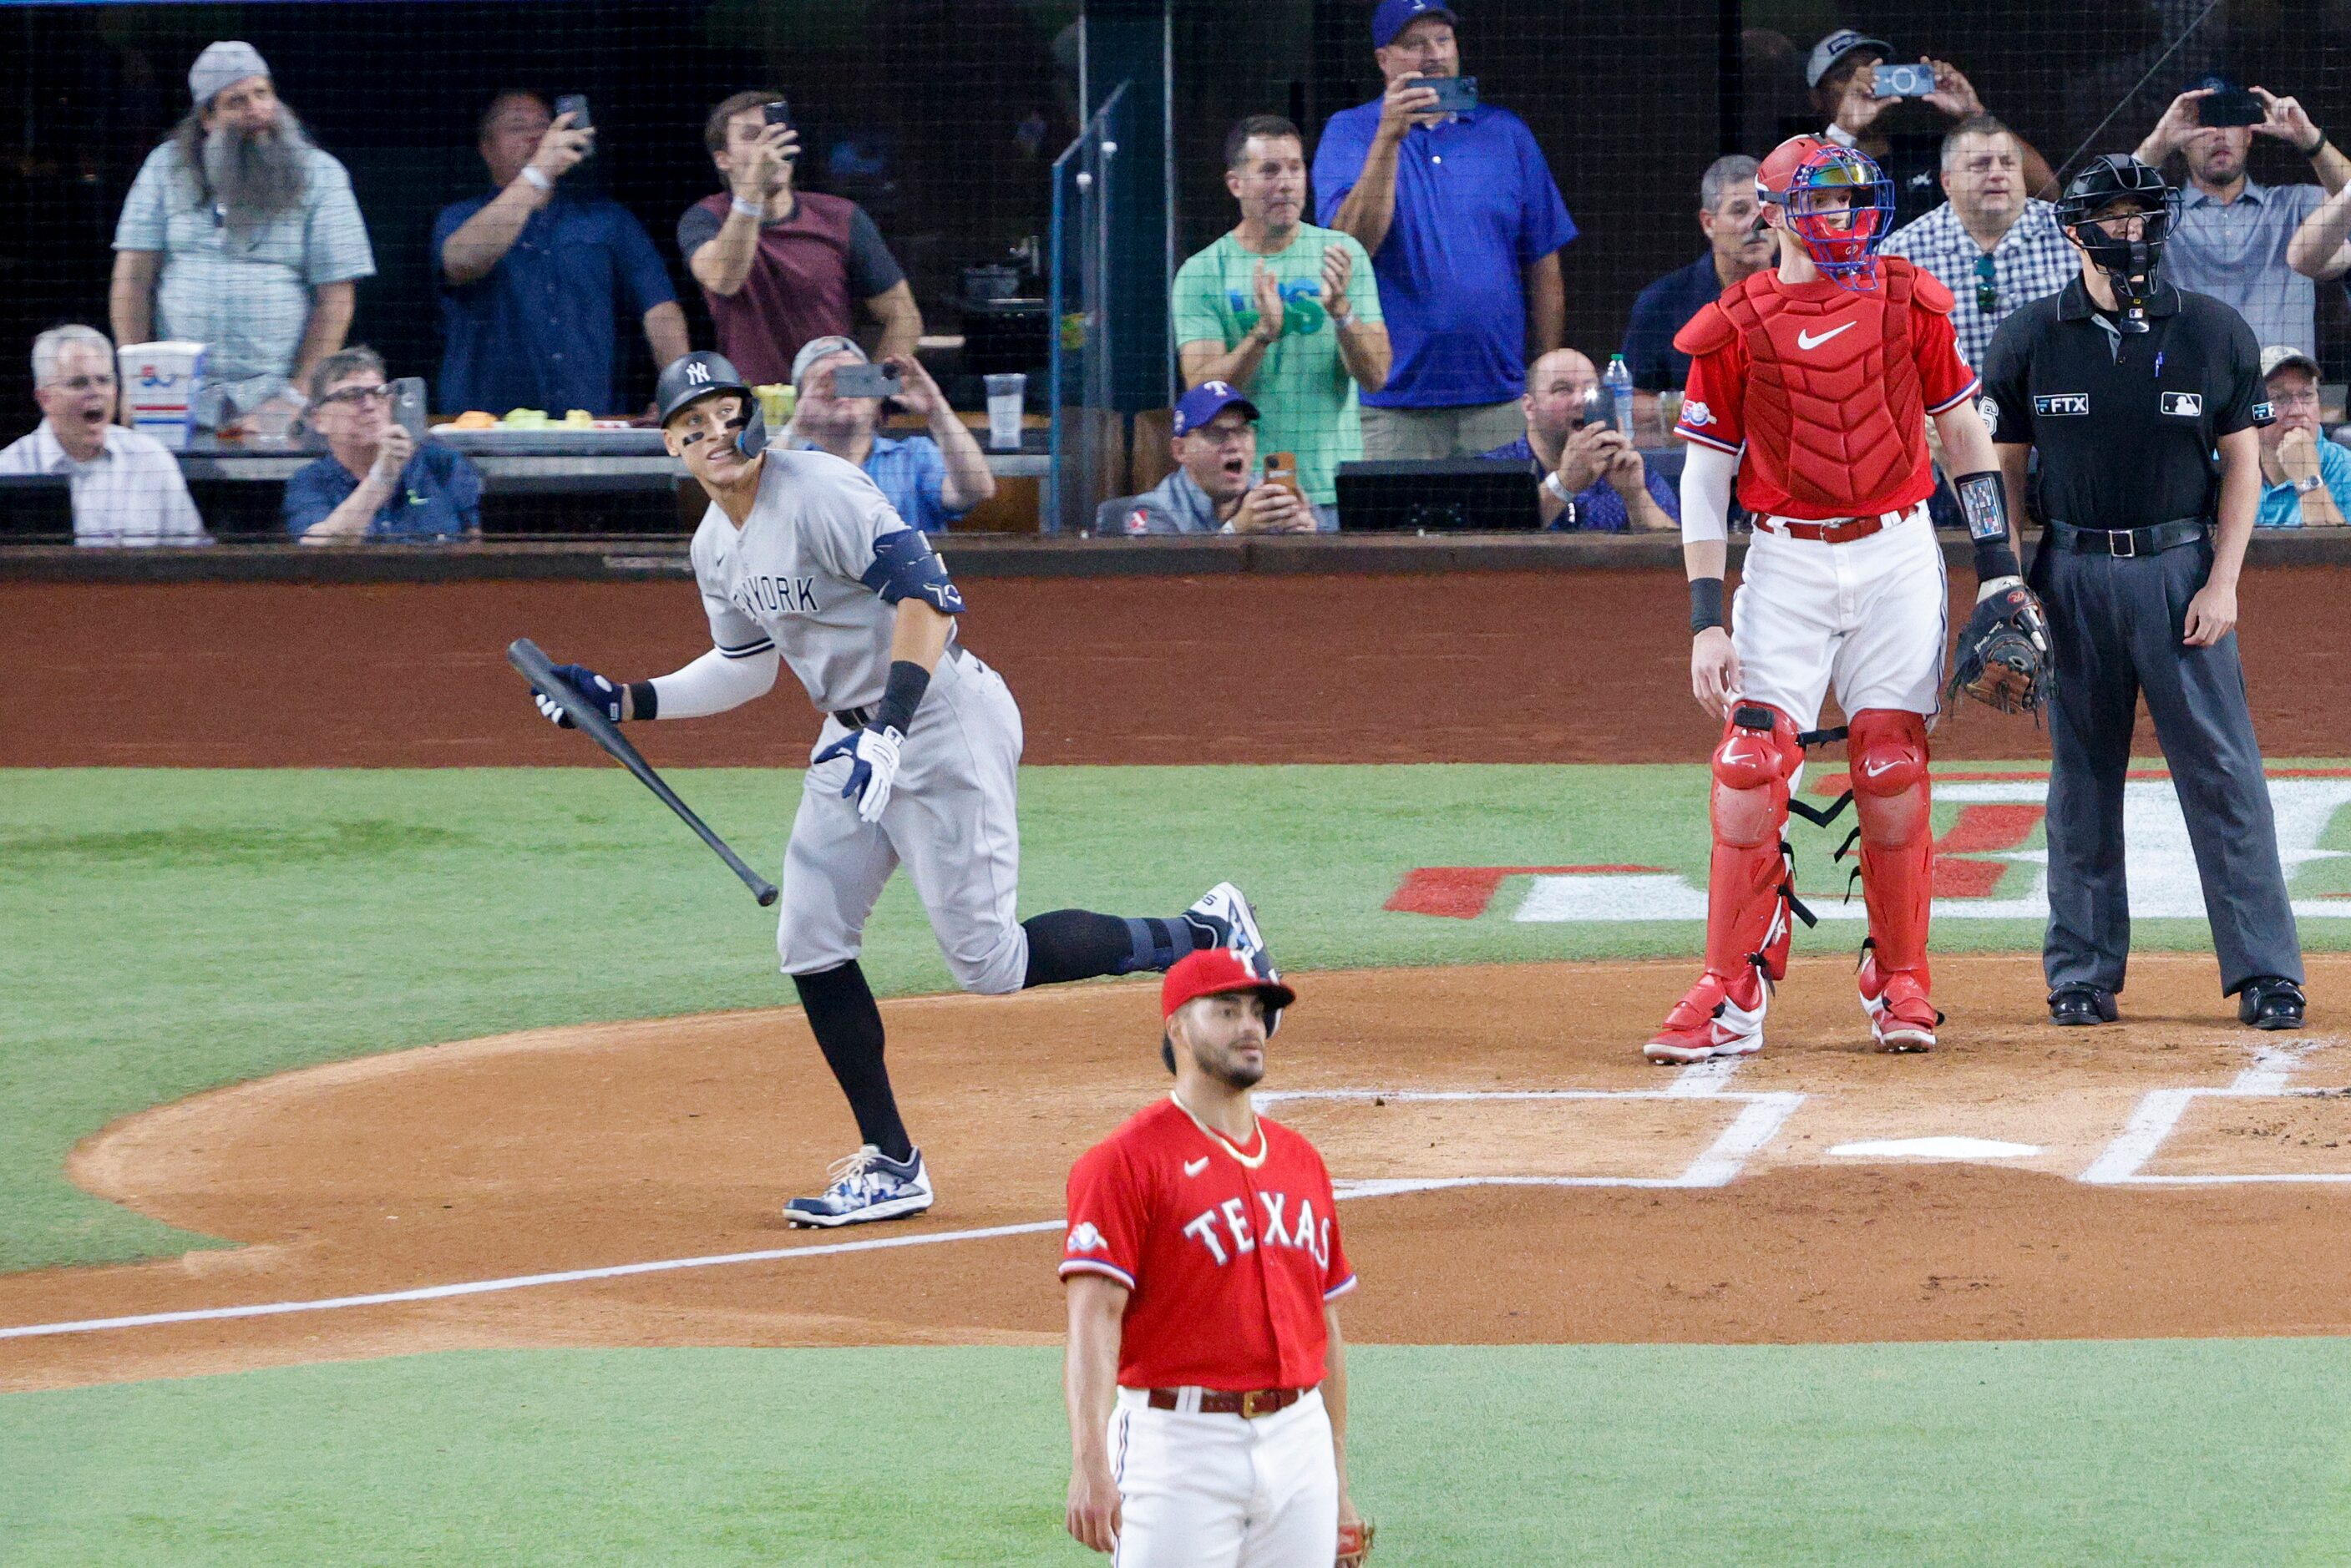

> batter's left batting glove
[813,724,904,824]
[534,663,626,728]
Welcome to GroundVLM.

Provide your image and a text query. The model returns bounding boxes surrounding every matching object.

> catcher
[1980,154,2307,1029]
[1061,948,1371,1565]
[1651,134,2043,1063]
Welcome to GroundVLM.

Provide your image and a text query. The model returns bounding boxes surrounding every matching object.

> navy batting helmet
[656,351,749,426]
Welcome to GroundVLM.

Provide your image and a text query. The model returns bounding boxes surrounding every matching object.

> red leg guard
[1847,708,1932,984]
[1705,705,1803,981]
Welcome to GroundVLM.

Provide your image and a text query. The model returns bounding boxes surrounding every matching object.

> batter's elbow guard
[862,529,966,614]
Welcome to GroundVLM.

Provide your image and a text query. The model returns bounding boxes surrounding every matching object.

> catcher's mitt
[1947,580,2053,715]
[1337,1520,1376,1566]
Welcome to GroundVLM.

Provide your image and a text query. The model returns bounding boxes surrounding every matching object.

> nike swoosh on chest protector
[1796,321,1857,351]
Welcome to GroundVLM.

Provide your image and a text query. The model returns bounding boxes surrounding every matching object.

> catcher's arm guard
[1336,1519,1376,1566]
[1948,580,2054,715]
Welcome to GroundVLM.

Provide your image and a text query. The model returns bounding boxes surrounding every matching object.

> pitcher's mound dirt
[4,953,2349,1392]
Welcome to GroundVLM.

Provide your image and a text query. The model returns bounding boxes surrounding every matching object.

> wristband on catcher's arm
[1954,469,2022,585]
[1690,575,1726,635]
[874,659,931,736]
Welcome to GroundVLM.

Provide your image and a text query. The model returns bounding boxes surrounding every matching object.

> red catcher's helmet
[1756,135,1898,292]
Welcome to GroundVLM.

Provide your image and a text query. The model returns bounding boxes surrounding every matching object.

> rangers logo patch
[2161,391,2204,417]
[1124,508,1151,536]
[2034,393,2089,417]
[1066,1222,1107,1254]
[1681,401,1714,427]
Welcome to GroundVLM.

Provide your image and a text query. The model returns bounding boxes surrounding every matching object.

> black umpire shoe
[2238,976,2308,1030]
[2048,985,2119,1026]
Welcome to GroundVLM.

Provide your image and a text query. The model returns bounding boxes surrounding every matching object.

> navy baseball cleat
[1185,883,1270,974]
[784,1146,935,1228]
[2238,977,2307,1030]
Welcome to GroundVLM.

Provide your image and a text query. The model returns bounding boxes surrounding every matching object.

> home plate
[1827,1136,2044,1161]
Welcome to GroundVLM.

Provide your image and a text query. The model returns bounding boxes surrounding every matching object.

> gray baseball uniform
[690,448,1031,993]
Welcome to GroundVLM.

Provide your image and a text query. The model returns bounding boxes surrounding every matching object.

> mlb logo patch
[2035,393,2089,417]
[2161,391,2204,417]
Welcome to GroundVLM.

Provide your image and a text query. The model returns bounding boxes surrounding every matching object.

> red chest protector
[1680,258,1950,517]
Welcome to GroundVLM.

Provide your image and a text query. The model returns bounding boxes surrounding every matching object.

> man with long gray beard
[110,41,375,433]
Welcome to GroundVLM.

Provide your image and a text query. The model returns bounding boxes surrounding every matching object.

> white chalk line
[1,1065,1805,1344]
[2082,1037,2351,1186]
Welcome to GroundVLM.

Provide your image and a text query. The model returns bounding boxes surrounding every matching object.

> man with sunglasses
[283,346,480,544]
[1979,155,2307,1030]
[527,351,1271,1227]
[1883,116,2075,368]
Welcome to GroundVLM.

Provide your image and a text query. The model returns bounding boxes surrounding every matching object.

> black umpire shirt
[1979,276,2270,532]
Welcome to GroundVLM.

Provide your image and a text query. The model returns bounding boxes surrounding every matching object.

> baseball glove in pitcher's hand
[1947,580,2054,715]
[1336,1519,1376,1566]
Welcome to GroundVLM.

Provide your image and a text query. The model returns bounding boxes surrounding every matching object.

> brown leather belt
[1147,1386,1310,1418]
[1757,512,1895,544]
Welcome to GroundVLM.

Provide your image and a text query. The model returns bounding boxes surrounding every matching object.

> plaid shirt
[1882,200,2075,369]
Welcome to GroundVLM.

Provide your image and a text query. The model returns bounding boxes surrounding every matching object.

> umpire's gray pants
[2034,538,2303,996]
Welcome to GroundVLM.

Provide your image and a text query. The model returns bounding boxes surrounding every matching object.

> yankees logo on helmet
[686,362,711,384]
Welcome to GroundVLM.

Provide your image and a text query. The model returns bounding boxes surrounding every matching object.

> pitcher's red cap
[1162,948,1296,1019]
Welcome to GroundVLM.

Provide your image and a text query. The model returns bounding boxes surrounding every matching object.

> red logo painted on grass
[1386,866,1666,919]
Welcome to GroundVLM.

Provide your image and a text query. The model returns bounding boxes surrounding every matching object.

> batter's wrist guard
[1955,470,2022,584]
[626,680,657,721]
[874,659,930,736]
[1690,575,1726,635]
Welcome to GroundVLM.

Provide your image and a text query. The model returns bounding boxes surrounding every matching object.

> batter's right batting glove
[534,663,626,728]
[813,724,904,825]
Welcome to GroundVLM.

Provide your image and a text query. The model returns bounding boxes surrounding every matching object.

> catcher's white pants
[1731,502,1948,724]
[1108,1386,1337,1567]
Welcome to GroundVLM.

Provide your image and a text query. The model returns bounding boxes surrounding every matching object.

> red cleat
[1859,953,1939,1052]
[1644,964,1769,1064]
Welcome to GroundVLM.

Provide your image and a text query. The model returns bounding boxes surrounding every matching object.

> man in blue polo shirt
[285,347,481,544]
[1313,0,1577,459]
[433,92,690,416]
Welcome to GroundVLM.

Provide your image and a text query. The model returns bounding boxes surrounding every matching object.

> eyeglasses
[48,374,115,393]
[318,385,395,408]
[1974,254,1999,315]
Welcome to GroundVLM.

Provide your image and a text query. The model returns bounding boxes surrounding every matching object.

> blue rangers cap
[1173,380,1260,437]
[1373,0,1458,47]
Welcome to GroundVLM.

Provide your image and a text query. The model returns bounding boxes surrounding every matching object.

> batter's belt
[2044,518,2209,558]
[831,645,975,730]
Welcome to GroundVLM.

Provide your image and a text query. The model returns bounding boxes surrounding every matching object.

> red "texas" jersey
[1061,1095,1356,1391]
[1672,258,1979,522]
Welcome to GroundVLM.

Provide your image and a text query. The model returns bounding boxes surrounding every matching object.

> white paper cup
[985,373,1026,451]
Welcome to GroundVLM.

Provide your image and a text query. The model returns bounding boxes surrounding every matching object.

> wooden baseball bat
[509,638,779,907]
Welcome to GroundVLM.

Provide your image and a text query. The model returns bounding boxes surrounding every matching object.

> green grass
[6,1341,2351,1564]
[3,764,2345,1271]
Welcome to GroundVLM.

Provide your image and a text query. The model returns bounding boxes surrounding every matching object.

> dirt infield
[8,564,2344,767]
[5,952,2348,1393]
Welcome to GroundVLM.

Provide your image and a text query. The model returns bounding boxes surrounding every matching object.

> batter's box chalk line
[1261,1060,1805,1196]
[2082,1036,2351,1186]
[0,1065,1804,1344]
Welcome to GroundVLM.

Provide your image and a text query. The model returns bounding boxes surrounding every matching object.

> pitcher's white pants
[1108,1387,1337,1567]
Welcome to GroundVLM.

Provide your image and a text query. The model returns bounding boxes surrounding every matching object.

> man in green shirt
[1174,114,1391,524]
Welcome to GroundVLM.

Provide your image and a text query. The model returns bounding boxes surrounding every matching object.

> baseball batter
[1061,947,1370,1567]
[1651,135,2023,1062]
[535,351,1267,1227]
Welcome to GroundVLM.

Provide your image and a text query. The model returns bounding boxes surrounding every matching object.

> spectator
[0,326,206,547]
[2254,345,2349,527]
[109,42,374,435]
[2136,83,2350,358]
[1620,155,1771,392]
[1883,117,2076,367]
[1174,114,1388,524]
[1482,348,1676,532]
[1807,29,2055,230]
[678,90,920,387]
[284,347,481,545]
[433,92,691,417]
[1092,382,1314,536]
[1313,0,1577,458]
[787,335,993,534]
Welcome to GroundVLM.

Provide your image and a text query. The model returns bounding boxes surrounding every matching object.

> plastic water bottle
[1603,353,1635,438]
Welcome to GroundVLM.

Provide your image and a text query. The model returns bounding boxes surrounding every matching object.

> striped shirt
[1882,200,2075,369]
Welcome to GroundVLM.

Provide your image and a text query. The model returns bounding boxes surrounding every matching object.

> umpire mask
[2059,155,2179,332]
